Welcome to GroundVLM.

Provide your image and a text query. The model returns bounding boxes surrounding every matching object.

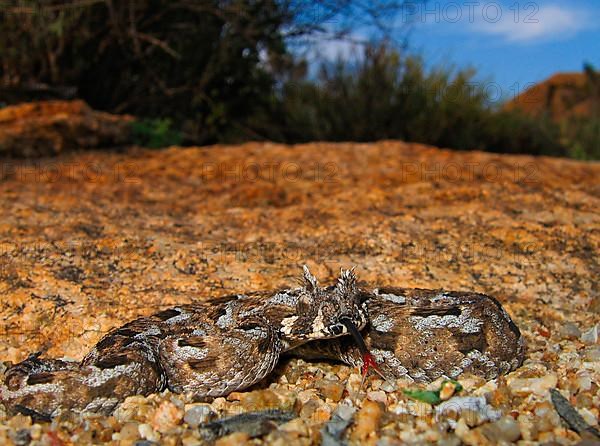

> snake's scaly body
[1,267,524,419]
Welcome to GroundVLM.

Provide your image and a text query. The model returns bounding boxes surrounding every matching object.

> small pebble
[482,416,521,442]
[408,400,433,418]
[312,402,333,423]
[379,380,396,392]
[182,433,202,446]
[453,418,470,441]
[559,321,581,339]
[299,397,331,422]
[183,404,216,427]
[335,404,356,421]
[589,298,600,314]
[376,436,403,446]
[315,378,345,402]
[367,390,387,404]
[517,414,538,441]
[138,424,160,442]
[7,414,31,430]
[367,378,380,390]
[151,400,183,433]
[214,432,250,446]
[211,397,228,411]
[439,381,459,401]
[576,371,593,391]
[238,389,280,411]
[579,408,598,426]
[582,346,600,362]
[120,422,140,442]
[351,400,383,441]
[437,434,462,446]
[11,429,31,446]
[436,396,500,427]
[29,425,42,441]
[581,325,599,344]
[507,374,557,396]
[346,373,362,394]
[576,392,594,408]
[283,365,303,384]
[296,389,318,405]
[280,418,309,437]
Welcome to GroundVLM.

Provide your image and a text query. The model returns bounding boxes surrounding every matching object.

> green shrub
[0,0,287,144]
[269,46,568,157]
[561,64,600,160]
[562,117,600,160]
[131,119,182,149]
[1,2,595,159]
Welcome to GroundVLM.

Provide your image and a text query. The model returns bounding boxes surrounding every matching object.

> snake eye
[358,291,371,304]
[330,324,345,336]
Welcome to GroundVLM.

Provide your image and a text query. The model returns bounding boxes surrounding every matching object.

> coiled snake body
[1,267,524,419]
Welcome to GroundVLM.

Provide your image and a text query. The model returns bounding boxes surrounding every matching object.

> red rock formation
[505,72,594,121]
[0,100,133,157]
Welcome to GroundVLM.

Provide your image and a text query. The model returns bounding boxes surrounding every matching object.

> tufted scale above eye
[302,265,319,292]
[297,265,319,314]
[336,267,358,297]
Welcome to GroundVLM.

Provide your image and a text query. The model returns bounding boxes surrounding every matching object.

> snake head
[281,266,368,342]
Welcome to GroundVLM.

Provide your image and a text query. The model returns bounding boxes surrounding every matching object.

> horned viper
[0,267,524,419]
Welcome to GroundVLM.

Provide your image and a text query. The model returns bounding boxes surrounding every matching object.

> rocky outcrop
[505,72,595,121]
[0,140,598,358]
[0,141,598,443]
[0,100,133,157]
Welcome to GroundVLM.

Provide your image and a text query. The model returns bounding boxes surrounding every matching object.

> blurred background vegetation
[0,0,598,159]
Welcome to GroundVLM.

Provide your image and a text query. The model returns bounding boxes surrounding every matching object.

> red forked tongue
[340,318,386,382]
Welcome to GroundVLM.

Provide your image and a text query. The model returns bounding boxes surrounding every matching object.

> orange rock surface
[0,141,598,365]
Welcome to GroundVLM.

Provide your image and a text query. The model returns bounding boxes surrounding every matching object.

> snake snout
[338,315,353,325]
[339,317,370,355]
[328,314,360,337]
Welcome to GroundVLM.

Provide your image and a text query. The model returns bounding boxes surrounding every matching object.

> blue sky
[314,0,599,102]
[408,0,599,99]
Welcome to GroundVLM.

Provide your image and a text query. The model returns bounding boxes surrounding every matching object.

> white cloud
[310,38,364,61]
[470,4,591,43]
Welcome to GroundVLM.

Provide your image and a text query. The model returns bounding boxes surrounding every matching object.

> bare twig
[134,32,181,59]
[550,389,600,439]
